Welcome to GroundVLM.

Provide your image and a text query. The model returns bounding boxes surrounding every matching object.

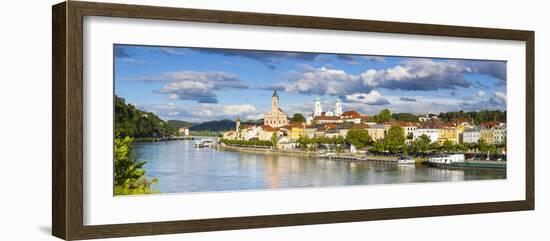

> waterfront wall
[427,161,507,170]
[216,144,318,157]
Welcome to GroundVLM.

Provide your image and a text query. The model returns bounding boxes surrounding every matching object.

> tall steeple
[335,98,342,116]
[236,117,241,139]
[272,90,279,112]
[314,97,322,117]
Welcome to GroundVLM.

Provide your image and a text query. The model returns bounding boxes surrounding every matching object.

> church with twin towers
[314,96,343,117]
[307,96,343,124]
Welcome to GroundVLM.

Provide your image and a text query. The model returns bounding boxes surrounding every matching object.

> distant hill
[188,119,262,132]
[189,119,235,132]
[167,120,196,130]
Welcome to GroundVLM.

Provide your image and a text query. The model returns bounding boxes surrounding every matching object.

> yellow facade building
[438,128,459,144]
[480,129,494,144]
[366,126,386,141]
[288,123,306,141]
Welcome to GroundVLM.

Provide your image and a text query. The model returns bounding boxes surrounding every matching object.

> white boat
[397,158,416,164]
[194,138,216,148]
[194,140,204,147]
[428,154,465,164]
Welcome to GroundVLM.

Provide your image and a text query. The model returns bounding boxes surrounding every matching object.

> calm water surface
[133,139,506,193]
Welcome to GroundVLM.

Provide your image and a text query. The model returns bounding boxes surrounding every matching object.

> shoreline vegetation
[216,143,411,164]
[114,134,159,195]
[216,142,506,169]
[216,144,318,157]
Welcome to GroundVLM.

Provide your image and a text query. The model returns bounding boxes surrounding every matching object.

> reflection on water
[132,139,506,194]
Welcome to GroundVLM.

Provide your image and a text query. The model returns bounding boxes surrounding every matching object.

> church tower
[335,98,342,116]
[314,97,322,116]
[236,117,241,139]
[272,90,279,112]
[264,90,289,127]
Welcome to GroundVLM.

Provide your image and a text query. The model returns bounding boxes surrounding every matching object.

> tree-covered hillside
[166,120,196,130]
[115,96,177,138]
[188,119,262,132]
[189,119,235,132]
[437,110,506,124]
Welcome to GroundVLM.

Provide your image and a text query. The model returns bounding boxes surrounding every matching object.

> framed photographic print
[52,1,534,240]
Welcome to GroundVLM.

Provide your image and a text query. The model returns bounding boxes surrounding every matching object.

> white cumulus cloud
[344,91,390,105]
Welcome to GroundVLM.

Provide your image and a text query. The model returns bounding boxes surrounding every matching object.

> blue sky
[114,44,506,122]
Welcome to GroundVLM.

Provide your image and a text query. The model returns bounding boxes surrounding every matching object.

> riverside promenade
[216,144,400,162]
[216,144,506,169]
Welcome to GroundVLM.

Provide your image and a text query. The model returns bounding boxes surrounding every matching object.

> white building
[276,136,295,149]
[178,127,189,136]
[308,97,345,125]
[241,125,262,141]
[400,123,417,138]
[312,97,343,118]
[418,113,439,122]
[413,128,438,143]
[462,129,480,144]
[429,154,465,164]
[493,128,506,144]
[334,98,342,116]
[339,111,363,124]
[314,97,323,117]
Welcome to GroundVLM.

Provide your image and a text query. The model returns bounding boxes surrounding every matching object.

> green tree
[429,142,441,152]
[478,139,489,153]
[378,109,392,122]
[291,113,306,123]
[220,139,273,147]
[114,134,157,195]
[318,135,330,145]
[392,113,419,122]
[384,125,405,153]
[297,136,311,150]
[365,115,380,123]
[371,140,386,153]
[411,134,431,154]
[456,143,468,152]
[271,133,278,147]
[346,128,372,149]
[441,140,455,152]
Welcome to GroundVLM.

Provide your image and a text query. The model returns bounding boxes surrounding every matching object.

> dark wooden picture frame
[52,1,534,240]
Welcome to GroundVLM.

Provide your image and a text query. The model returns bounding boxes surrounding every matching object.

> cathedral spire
[314,96,322,117]
[272,90,279,98]
[335,98,342,117]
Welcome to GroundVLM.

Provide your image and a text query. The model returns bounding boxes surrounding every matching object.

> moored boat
[194,138,216,148]
[397,158,415,164]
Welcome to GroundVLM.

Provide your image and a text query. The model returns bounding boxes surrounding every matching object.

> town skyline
[115,45,507,122]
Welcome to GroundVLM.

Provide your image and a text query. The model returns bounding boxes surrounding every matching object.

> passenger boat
[397,157,415,164]
[194,138,215,148]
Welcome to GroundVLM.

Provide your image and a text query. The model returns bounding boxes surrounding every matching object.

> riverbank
[216,144,318,157]
[427,160,507,170]
[217,144,400,162]
[215,144,506,170]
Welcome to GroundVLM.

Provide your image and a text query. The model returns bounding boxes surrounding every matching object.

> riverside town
[218,90,506,168]
[113,45,507,195]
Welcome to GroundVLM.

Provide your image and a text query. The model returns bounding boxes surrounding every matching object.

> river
[132,138,506,194]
